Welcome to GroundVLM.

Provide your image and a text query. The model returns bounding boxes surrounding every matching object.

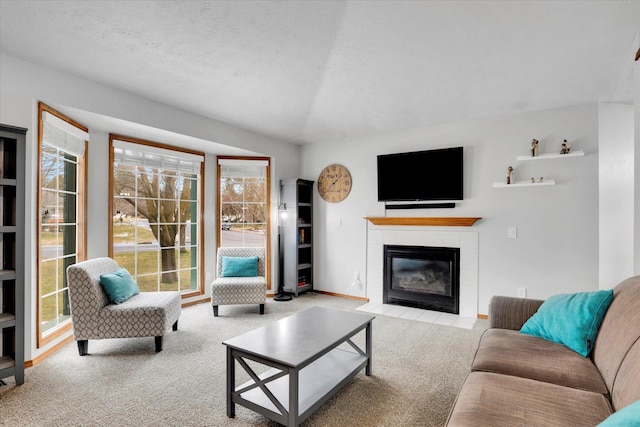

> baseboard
[182,297,210,308]
[313,290,369,302]
[26,335,74,368]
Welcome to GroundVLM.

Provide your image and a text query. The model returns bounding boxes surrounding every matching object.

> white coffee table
[222,306,374,426]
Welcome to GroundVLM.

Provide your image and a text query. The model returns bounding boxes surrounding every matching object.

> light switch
[508,227,517,239]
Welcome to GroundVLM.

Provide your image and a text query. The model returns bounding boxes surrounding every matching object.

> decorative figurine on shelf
[539,177,544,183]
[506,166,514,184]
[560,139,571,154]
[531,139,539,157]
[531,177,535,183]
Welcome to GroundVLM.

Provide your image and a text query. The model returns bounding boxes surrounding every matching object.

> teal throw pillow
[520,289,614,357]
[597,400,640,426]
[99,267,140,304]
[221,256,259,277]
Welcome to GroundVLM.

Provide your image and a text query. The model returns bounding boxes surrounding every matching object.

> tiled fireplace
[366,218,479,318]
[383,244,460,314]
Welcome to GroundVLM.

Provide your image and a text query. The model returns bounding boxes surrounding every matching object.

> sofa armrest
[489,296,545,330]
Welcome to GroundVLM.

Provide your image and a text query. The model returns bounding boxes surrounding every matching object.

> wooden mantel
[365,217,482,227]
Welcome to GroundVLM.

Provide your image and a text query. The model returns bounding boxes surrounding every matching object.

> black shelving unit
[0,124,26,386]
[280,179,314,297]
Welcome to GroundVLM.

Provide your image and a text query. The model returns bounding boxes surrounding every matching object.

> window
[37,103,88,346]
[217,156,271,289]
[110,136,204,295]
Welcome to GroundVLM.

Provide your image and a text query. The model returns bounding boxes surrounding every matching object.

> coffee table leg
[366,321,372,376]
[289,368,299,426]
[227,347,235,418]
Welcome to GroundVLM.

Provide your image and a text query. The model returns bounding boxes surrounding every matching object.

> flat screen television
[377,146,463,202]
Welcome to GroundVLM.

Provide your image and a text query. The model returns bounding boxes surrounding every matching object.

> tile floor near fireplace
[356,302,477,329]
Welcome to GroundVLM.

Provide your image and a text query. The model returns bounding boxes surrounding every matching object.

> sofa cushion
[472,328,608,394]
[446,372,612,427]
[99,267,140,304]
[520,289,613,356]
[220,256,259,277]
[98,291,182,339]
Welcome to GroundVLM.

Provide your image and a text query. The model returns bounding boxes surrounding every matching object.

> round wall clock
[317,164,352,203]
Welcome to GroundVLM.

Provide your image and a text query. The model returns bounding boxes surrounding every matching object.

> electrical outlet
[508,227,517,239]
[517,287,527,298]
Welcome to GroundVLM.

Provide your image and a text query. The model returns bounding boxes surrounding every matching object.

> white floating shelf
[517,151,584,161]
[493,179,556,188]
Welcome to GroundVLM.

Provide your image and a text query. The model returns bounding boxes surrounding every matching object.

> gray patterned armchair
[211,247,266,316]
[66,257,181,356]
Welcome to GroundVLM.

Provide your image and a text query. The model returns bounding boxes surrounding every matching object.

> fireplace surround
[383,245,460,314]
[365,217,479,318]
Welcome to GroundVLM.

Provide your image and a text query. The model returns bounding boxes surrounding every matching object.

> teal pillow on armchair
[520,289,614,357]
[99,267,140,304]
[220,256,259,277]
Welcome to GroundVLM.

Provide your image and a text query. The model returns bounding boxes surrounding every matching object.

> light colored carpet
[0,293,487,426]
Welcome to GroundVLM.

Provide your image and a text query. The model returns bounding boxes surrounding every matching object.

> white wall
[598,103,634,287]
[302,104,604,313]
[0,52,300,361]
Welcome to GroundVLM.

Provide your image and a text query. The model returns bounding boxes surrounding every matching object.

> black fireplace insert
[383,245,460,314]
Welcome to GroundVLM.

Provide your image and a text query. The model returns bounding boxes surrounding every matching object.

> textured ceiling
[1,1,639,145]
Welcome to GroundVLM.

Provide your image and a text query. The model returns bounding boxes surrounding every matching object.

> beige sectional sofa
[446,276,640,426]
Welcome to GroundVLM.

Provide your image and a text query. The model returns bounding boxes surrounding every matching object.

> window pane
[181,175,198,201]
[41,295,57,333]
[40,259,57,296]
[136,273,159,292]
[112,141,201,296]
[113,221,138,245]
[220,177,244,202]
[60,156,78,192]
[179,201,197,223]
[134,252,159,276]
[138,198,159,221]
[40,149,58,187]
[243,178,266,202]
[113,252,132,270]
[38,105,86,345]
[219,160,268,249]
[57,289,71,323]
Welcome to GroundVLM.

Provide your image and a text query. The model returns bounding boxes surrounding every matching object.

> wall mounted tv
[377,146,463,203]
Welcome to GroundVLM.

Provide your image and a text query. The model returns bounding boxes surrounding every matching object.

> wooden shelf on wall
[365,217,481,227]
